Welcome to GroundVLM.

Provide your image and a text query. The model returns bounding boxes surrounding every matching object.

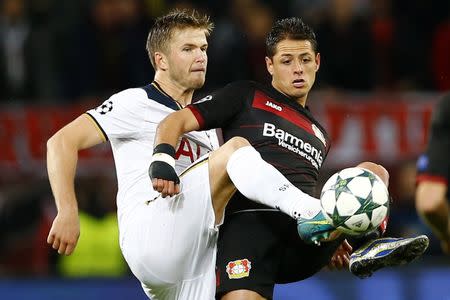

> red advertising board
[0,94,439,178]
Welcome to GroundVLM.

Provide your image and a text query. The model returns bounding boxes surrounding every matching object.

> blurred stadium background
[0,0,449,299]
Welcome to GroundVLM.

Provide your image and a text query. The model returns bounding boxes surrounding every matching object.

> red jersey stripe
[187,105,205,129]
[252,91,314,135]
[416,174,448,185]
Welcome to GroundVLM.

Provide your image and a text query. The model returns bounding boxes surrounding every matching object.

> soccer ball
[320,167,389,236]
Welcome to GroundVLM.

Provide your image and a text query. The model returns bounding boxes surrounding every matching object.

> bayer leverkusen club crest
[226,259,252,279]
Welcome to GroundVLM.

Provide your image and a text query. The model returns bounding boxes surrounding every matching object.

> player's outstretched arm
[416,182,450,254]
[47,114,104,255]
[150,108,201,197]
[154,108,201,148]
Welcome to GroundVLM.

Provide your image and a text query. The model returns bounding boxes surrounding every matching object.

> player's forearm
[154,109,200,148]
[46,133,79,214]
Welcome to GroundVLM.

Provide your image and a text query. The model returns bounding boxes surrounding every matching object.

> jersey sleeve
[187,81,252,130]
[417,97,450,184]
[86,89,147,141]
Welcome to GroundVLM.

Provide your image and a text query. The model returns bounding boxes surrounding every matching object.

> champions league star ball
[320,167,389,236]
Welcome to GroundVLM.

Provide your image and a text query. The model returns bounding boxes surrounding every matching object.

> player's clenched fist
[47,211,80,256]
[149,143,180,197]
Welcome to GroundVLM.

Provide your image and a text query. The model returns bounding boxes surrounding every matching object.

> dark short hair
[146,9,214,69]
[266,17,318,58]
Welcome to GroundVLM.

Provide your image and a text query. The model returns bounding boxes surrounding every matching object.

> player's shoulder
[106,88,150,110]
[89,88,149,116]
[111,87,148,102]
[111,87,169,113]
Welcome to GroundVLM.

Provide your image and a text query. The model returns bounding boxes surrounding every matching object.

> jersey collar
[267,84,310,112]
[142,82,183,110]
[266,84,325,128]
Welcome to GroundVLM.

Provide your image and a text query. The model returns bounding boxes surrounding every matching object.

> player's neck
[295,97,307,107]
[271,83,308,107]
[153,76,194,107]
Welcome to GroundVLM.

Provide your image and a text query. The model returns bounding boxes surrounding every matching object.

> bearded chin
[192,78,205,89]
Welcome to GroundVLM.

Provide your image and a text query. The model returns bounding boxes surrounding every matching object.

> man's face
[165,27,208,90]
[266,39,320,104]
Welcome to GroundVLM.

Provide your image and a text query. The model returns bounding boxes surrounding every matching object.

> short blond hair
[146,9,214,69]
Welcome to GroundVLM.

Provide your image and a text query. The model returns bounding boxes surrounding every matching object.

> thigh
[122,160,218,292]
[216,211,290,299]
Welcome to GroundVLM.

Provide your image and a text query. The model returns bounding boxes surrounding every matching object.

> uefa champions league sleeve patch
[95,100,114,114]
[226,259,252,279]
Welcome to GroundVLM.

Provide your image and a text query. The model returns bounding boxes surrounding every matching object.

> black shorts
[216,210,342,299]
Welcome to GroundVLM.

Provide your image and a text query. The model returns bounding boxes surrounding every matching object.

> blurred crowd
[0,0,449,277]
[0,0,449,104]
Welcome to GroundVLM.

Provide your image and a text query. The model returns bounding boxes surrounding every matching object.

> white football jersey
[86,84,219,225]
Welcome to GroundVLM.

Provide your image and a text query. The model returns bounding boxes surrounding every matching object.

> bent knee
[210,137,251,169]
[224,136,251,150]
[357,161,389,186]
[209,136,251,174]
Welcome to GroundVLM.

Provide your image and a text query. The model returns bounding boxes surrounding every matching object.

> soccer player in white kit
[46,10,222,299]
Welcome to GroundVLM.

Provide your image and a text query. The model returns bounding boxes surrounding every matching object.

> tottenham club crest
[96,100,114,114]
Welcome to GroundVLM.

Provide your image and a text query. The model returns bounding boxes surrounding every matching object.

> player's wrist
[57,205,79,217]
[149,143,180,184]
[152,143,176,167]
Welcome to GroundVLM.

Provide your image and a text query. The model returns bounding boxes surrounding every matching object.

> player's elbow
[47,130,74,156]
[415,182,447,215]
[47,132,61,154]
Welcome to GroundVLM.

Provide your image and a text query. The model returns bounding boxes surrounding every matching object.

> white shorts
[120,157,219,300]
